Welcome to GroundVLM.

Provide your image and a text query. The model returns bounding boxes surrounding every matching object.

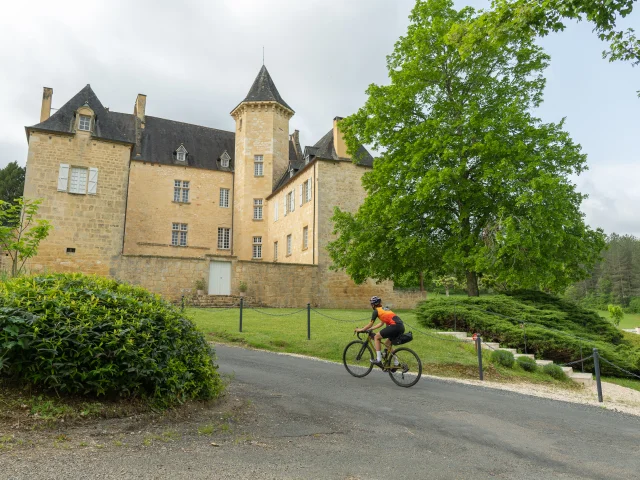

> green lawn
[597,310,640,330]
[189,306,577,386]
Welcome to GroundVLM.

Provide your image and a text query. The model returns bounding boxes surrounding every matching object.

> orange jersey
[371,307,400,326]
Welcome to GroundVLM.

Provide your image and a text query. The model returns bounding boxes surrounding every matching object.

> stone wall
[266,162,316,264]
[23,131,131,276]
[314,160,425,310]
[123,161,233,258]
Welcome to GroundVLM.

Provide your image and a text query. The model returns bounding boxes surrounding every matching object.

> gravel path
[2,345,640,479]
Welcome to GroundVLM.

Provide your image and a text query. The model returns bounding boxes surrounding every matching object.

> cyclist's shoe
[370,359,384,368]
[402,365,410,374]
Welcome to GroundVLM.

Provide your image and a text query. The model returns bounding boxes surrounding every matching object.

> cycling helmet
[370,296,382,306]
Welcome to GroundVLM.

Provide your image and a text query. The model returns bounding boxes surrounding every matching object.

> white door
[208,261,231,295]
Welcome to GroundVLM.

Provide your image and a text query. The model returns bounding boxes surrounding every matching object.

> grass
[189,306,576,387]
[597,310,640,330]
[603,376,640,392]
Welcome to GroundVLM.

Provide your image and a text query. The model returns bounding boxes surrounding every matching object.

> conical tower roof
[239,65,293,112]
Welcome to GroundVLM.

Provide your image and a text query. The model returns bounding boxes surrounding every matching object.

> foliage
[629,297,640,314]
[416,291,640,377]
[608,304,624,327]
[462,0,639,67]
[543,364,566,380]
[238,281,248,293]
[517,356,538,372]
[491,349,515,368]
[329,0,605,297]
[434,276,464,296]
[0,162,25,209]
[194,278,206,291]
[0,274,223,405]
[0,198,52,277]
[566,234,640,309]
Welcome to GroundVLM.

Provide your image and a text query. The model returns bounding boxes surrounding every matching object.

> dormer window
[220,151,231,168]
[289,169,294,178]
[78,115,91,131]
[304,155,310,165]
[176,145,187,163]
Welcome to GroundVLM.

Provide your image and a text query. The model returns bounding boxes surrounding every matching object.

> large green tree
[0,161,25,206]
[464,0,639,67]
[328,0,606,296]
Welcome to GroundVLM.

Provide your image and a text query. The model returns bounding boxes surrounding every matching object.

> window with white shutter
[303,226,309,250]
[299,184,303,206]
[274,201,279,221]
[286,234,292,256]
[69,167,88,194]
[88,168,98,195]
[284,195,288,216]
[219,188,230,208]
[57,164,70,191]
[307,178,312,202]
[288,190,295,212]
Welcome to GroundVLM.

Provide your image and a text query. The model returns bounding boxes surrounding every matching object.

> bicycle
[343,330,422,388]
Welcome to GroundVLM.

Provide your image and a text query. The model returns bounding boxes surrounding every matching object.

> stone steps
[435,331,593,386]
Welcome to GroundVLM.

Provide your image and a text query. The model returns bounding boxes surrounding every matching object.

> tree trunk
[466,271,479,297]
[445,286,450,297]
[11,254,18,277]
[419,271,424,292]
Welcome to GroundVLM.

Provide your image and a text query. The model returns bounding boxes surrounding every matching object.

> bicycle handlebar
[356,330,375,341]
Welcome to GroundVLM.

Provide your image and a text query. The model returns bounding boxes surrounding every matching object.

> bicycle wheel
[343,340,374,378]
[387,347,422,387]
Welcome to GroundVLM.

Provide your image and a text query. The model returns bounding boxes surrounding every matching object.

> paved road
[3,345,640,479]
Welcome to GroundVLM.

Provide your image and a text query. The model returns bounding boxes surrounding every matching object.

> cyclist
[354,296,405,368]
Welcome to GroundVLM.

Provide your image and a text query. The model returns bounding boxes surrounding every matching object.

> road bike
[343,330,422,387]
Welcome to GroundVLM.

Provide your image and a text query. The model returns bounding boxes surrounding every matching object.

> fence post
[307,303,311,340]
[454,302,457,331]
[239,297,243,333]
[580,344,584,373]
[476,335,484,381]
[181,295,185,312]
[593,348,603,403]
[522,323,527,354]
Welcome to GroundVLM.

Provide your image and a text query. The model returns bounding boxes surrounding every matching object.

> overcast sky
[1,0,638,236]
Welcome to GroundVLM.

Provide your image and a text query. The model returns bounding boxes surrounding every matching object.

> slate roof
[139,116,235,171]
[236,65,293,112]
[311,128,374,166]
[27,85,135,144]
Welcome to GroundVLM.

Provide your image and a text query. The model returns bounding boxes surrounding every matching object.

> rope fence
[187,299,640,401]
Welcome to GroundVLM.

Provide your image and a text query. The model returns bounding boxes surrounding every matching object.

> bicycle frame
[356,331,396,369]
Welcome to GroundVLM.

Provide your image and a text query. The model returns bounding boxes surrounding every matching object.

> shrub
[415,291,640,377]
[516,356,538,372]
[0,274,223,405]
[608,304,624,327]
[491,350,514,368]
[627,297,640,314]
[543,364,566,380]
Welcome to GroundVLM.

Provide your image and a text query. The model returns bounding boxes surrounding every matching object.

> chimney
[290,129,302,159]
[332,116,348,158]
[134,93,146,125]
[40,87,53,123]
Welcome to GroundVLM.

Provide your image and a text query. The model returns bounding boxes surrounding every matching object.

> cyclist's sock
[376,350,382,362]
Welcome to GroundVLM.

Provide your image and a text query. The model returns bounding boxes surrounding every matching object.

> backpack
[392,331,413,345]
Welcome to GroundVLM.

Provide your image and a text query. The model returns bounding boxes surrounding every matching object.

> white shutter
[57,164,69,191]
[290,190,295,212]
[299,184,303,206]
[284,195,287,216]
[88,167,98,195]
[307,178,312,202]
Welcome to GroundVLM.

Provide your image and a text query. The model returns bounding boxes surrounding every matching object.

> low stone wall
[189,294,257,308]
[111,254,207,300]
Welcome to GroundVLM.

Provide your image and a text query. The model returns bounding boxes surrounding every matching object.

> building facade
[22,66,424,308]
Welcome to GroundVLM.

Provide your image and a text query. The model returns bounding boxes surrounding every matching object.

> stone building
[22,66,424,308]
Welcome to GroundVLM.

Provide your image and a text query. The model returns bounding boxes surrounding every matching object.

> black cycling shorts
[380,321,405,340]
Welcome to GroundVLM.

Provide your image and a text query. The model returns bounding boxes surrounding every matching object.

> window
[274,201,279,221]
[171,223,188,247]
[58,164,97,195]
[253,199,263,220]
[176,145,187,162]
[220,151,231,168]
[66,247,76,254]
[254,155,264,176]
[303,226,309,250]
[252,236,262,259]
[69,167,88,194]
[274,241,278,261]
[78,115,91,131]
[217,227,231,249]
[174,180,189,203]
[286,234,292,256]
[286,191,295,214]
[304,154,310,165]
[220,188,230,208]
[302,178,312,203]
